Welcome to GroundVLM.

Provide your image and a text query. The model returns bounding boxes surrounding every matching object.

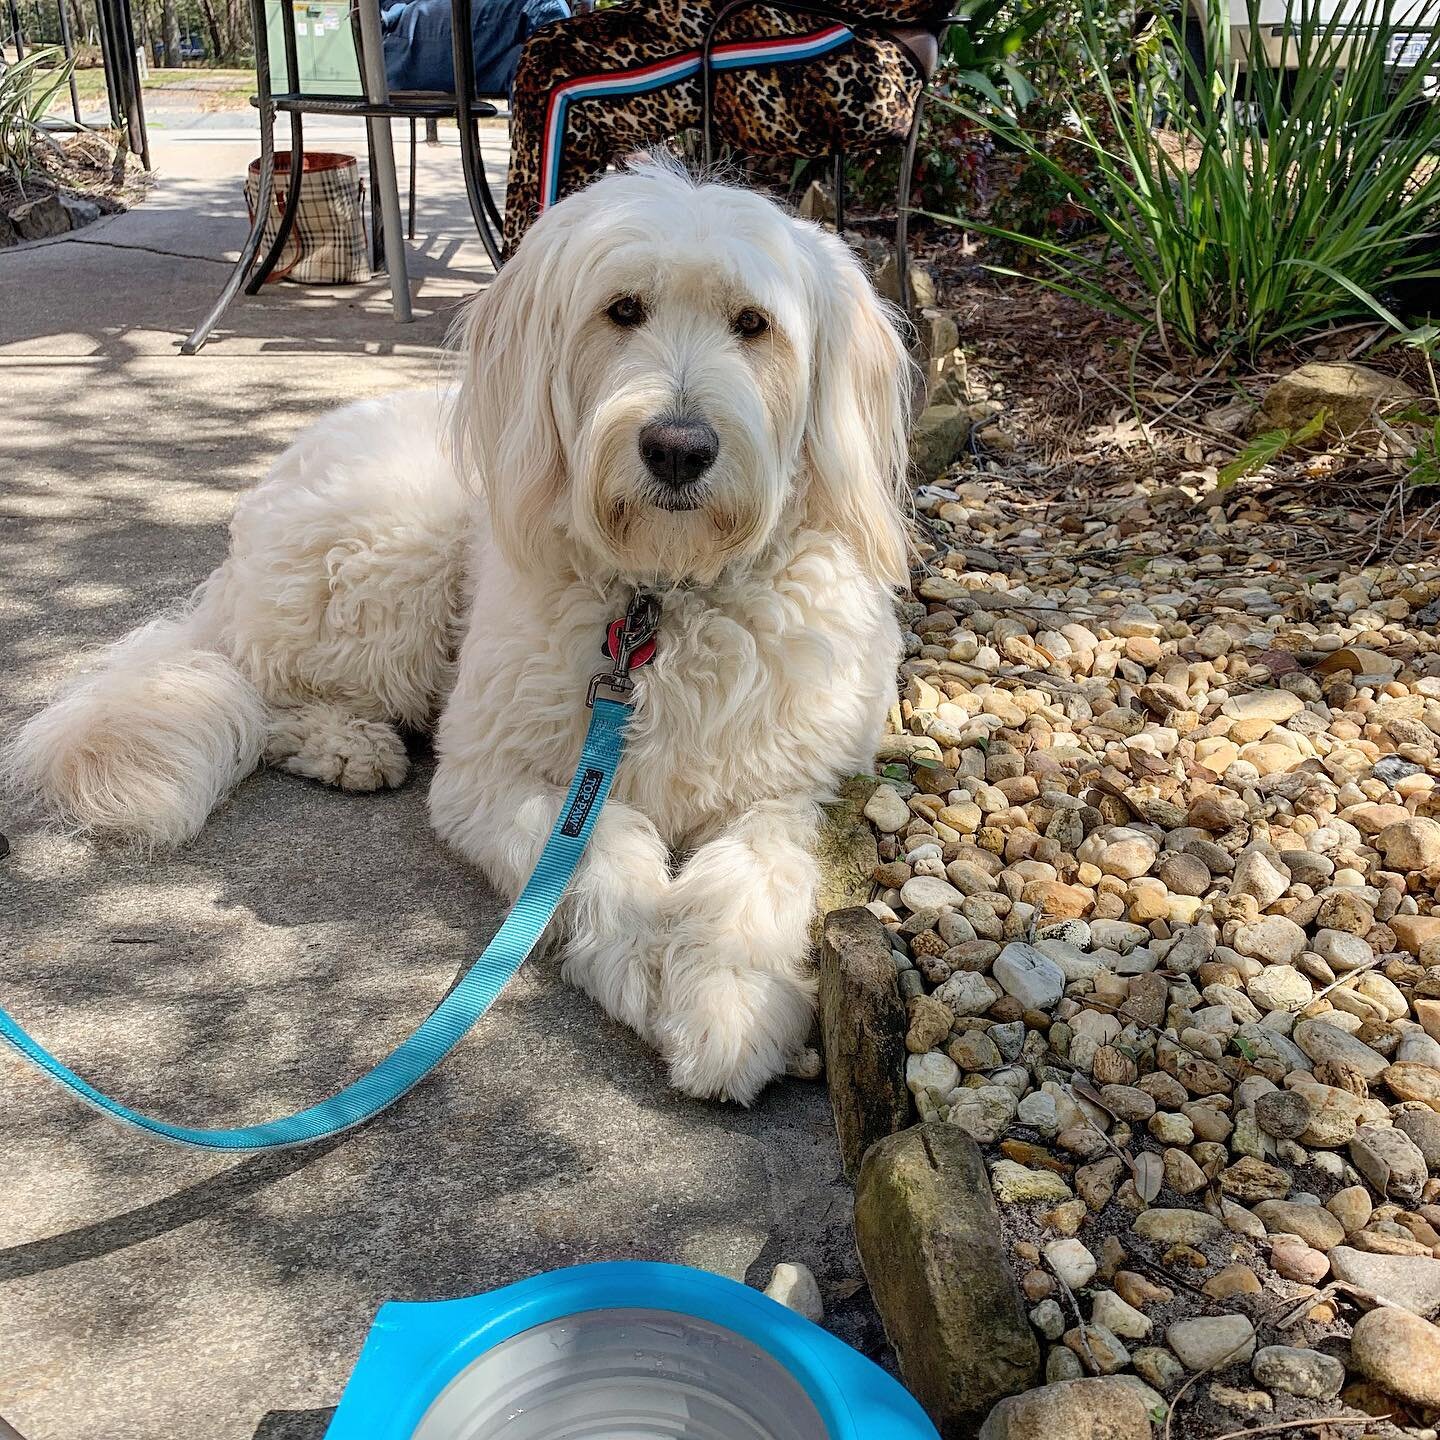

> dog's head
[456,160,913,588]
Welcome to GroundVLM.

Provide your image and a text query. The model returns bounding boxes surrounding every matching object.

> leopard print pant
[502,2,933,255]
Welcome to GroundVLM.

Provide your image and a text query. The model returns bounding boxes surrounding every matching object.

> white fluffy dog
[5,162,912,1104]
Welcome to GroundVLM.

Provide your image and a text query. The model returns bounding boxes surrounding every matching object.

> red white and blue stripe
[540,23,854,211]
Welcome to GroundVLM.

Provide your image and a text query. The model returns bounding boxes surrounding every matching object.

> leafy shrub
[937,0,1440,357]
[0,48,75,184]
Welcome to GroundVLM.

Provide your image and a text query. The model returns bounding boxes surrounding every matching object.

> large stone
[1254,1089,1312,1140]
[1351,1307,1440,1407]
[1290,1077,1374,1147]
[1293,1019,1389,1079]
[876,251,938,310]
[1233,916,1306,964]
[1396,1106,1440,1168]
[1377,817,1440,871]
[992,942,1066,1011]
[1350,1124,1429,1203]
[977,1377,1154,1440]
[1391,915,1440,956]
[1248,966,1313,1015]
[856,1124,1041,1435]
[1131,1208,1222,1245]
[902,875,965,911]
[1384,1061,1440,1110]
[1330,1246,1440,1315]
[1253,1199,1344,1252]
[1167,1315,1256,1370]
[1260,361,1416,436]
[9,194,70,241]
[1251,1345,1344,1400]
[764,1261,823,1323]
[60,196,102,228]
[815,778,880,937]
[1230,849,1291,908]
[911,403,972,477]
[819,909,909,1179]
[989,1160,1075,1205]
[863,783,910,833]
[948,1086,1019,1144]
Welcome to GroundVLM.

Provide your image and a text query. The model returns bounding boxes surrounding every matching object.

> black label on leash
[561,769,605,837]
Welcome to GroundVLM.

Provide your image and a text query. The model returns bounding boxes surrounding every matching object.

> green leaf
[1218,409,1328,488]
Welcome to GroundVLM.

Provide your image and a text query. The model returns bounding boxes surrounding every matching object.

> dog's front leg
[430,770,671,1043]
[656,800,819,1106]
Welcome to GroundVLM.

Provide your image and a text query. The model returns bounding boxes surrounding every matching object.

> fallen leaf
[1133,1151,1163,1204]
[1314,646,1399,678]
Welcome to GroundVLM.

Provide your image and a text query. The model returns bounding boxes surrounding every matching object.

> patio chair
[699,0,950,312]
[182,0,507,353]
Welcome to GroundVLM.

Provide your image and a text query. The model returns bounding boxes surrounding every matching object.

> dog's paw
[265,708,410,792]
[655,966,813,1106]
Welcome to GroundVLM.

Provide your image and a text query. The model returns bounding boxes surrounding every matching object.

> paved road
[0,121,878,1440]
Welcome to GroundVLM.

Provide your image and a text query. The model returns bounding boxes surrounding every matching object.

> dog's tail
[2,576,268,847]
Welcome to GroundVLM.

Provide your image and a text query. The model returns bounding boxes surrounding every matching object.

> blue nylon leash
[0,593,659,1152]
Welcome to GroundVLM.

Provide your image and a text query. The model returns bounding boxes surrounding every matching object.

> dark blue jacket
[382,0,570,96]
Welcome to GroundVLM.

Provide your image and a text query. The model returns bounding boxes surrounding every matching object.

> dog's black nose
[638,418,719,487]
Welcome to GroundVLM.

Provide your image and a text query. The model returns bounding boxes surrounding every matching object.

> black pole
[181,0,276,351]
[114,0,149,165]
[7,0,26,56]
[93,0,121,128]
[56,0,82,123]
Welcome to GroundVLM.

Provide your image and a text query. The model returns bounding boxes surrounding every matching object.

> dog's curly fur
[4,162,912,1104]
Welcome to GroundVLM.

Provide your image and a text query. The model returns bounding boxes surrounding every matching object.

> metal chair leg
[181,0,278,355]
[895,85,927,315]
[368,127,386,272]
[408,116,417,239]
[457,117,504,268]
[247,110,305,292]
[451,0,505,268]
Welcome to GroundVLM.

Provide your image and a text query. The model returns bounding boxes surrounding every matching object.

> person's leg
[712,27,921,160]
[503,5,713,255]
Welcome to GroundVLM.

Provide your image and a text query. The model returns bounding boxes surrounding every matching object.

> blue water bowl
[325,1260,940,1439]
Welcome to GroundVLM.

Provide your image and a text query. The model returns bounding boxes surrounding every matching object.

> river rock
[1350,1124,1429,1203]
[1330,1247,1440,1315]
[1293,1019,1389,1079]
[977,1377,1154,1440]
[1253,1199,1345,1252]
[1131,1209,1222,1245]
[856,1125,1041,1432]
[1351,1307,1440,1408]
[993,943,1066,1011]
[1251,1345,1344,1400]
[1167,1315,1256,1370]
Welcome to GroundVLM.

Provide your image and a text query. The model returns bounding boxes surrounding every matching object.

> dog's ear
[800,228,915,588]
[451,233,567,575]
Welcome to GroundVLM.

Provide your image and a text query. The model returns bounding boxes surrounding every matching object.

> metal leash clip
[587,589,660,708]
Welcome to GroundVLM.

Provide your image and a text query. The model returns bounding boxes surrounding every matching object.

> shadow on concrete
[253,1409,335,1438]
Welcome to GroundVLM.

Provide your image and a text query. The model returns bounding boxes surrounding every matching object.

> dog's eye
[733,308,770,339]
[607,296,646,328]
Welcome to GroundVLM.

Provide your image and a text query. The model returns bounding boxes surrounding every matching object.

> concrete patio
[0,119,879,1440]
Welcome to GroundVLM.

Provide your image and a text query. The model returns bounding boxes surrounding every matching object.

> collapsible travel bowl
[325,1260,940,1439]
